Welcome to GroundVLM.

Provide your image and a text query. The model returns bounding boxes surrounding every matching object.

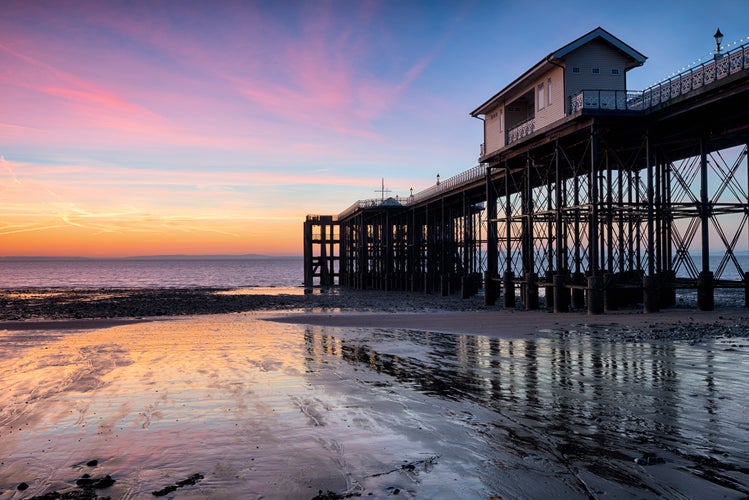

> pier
[304,28,749,312]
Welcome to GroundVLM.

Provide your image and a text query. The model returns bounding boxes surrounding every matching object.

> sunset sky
[2,0,747,257]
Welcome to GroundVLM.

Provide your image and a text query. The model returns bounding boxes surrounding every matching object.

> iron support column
[553,141,568,312]
[485,167,499,305]
[504,162,515,308]
[644,131,660,313]
[698,138,714,310]
[588,124,603,314]
[523,154,538,310]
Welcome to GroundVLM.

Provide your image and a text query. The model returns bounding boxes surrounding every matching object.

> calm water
[0,257,303,289]
[0,253,745,290]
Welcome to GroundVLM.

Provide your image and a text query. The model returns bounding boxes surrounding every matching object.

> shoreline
[2,287,748,342]
[267,307,749,341]
[0,317,152,331]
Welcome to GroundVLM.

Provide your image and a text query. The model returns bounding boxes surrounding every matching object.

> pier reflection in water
[304,326,749,497]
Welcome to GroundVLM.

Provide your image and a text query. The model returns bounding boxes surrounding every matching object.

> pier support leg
[603,273,617,311]
[587,275,604,315]
[461,276,470,299]
[571,273,585,310]
[544,272,554,309]
[643,275,660,313]
[553,274,568,313]
[660,270,676,309]
[697,271,714,311]
[744,272,749,308]
[503,271,515,309]
[441,274,450,297]
[525,272,539,310]
[484,272,499,306]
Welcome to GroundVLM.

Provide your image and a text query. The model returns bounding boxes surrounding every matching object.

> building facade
[471,27,647,158]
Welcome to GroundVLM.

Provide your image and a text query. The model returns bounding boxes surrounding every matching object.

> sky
[2,0,748,257]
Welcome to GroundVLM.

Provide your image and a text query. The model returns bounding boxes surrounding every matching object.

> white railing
[506,117,535,145]
[337,164,487,218]
[337,197,404,219]
[570,90,642,112]
[571,40,749,113]
[641,44,748,108]
[407,164,485,205]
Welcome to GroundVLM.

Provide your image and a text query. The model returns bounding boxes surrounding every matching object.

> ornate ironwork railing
[570,90,642,112]
[641,42,749,108]
[506,117,535,145]
[571,39,749,113]
[337,164,487,218]
[338,197,405,219]
[407,164,485,205]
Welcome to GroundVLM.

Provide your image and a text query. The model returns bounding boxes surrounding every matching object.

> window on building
[499,109,503,131]
[572,66,580,74]
[537,83,545,110]
[592,67,600,74]
[490,112,498,120]
[547,78,552,106]
[611,68,620,75]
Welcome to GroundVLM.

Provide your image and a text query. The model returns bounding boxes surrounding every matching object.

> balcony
[572,39,749,113]
[506,117,535,145]
[570,90,642,113]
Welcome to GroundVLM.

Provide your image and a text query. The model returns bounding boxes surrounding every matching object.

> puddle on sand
[0,313,747,499]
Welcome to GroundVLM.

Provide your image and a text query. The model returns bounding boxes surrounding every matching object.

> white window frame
[537,83,545,110]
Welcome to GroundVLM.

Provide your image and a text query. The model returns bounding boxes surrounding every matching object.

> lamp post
[436,174,440,185]
[713,28,724,60]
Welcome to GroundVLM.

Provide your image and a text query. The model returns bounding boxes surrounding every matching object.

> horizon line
[0,253,303,260]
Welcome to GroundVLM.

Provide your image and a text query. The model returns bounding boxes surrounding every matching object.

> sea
[0,253,746,290]
[0,257,304,289]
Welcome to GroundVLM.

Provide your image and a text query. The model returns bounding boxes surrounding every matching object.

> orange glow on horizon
[0,216,303,258]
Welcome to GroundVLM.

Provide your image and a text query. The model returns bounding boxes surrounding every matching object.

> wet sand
[267,307,749,340]
[1,291,748,498]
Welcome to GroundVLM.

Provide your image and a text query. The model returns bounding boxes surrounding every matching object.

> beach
[1,288,748,498]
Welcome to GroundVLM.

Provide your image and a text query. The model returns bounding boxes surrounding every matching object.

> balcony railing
[506,117,535,145]
[570,90,642,112]
[571,39,749,114]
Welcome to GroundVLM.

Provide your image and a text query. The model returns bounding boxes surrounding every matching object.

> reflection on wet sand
[0,314,747,498]
[305,327,749,498]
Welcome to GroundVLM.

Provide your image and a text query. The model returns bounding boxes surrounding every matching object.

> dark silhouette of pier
[305,30,749,313]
